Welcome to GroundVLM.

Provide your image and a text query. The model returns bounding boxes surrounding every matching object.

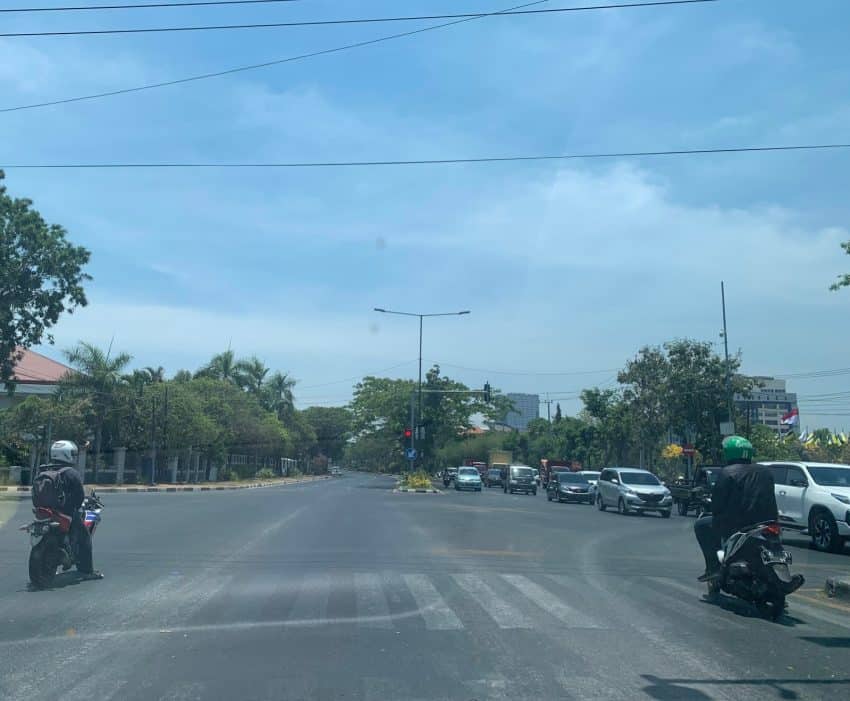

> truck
[463,459,489,478]
[488,450,512,480]
[539,458,582,488]
[669,465,723,516]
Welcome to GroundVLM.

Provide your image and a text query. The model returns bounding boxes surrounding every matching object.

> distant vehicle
[464,460,488,478]
[540,459,571,488]
[577,470,601,501]
[547,471,592,504]
[759,461,850,553]
[596,467,672,518]
[484,468,503,488]
[442,467,459,487]
[329,466,342,477]
[670,466,721,516]
[531,467,541,486]
[455,466,482,492]
[503,465,537,496]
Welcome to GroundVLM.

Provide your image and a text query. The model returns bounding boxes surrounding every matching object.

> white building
[504,393,540,432]
[734,377,799,431]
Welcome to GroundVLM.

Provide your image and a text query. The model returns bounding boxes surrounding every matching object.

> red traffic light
[403,427,412,439]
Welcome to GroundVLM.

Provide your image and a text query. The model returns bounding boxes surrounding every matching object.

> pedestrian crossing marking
[401,574,463,630]
[452,573,533,628]
[501,574,601,628]
[354,572,392,629]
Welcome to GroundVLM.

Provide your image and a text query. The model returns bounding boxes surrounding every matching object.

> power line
[3,143,849,169]
[298,359,417,390]
[0,0,299,13]
[0,0,546,113]
[1,1,720,38]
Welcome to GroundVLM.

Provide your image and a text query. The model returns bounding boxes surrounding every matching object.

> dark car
[485,468,503,488]
[503,465,537,495]
[547,471,592,504]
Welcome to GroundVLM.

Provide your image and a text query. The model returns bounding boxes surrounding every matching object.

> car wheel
[810,509,844,553]
[677,501,689,516]
[618,498,629,515]
[597,494,607,512]
[532,489,537,496]
[547,491,552,502]
[660,510,672,519]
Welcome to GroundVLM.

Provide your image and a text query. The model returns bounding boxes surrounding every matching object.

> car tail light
[762,523,781,537]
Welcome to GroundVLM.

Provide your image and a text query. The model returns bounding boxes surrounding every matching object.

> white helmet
[50,440,78,466]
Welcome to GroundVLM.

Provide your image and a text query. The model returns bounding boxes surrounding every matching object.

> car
[531,467,541,486]
[329,466,342,477]
[503,465,537,495]
[577,470,601,501]
[596,467,672,518]
[484,468,503,488]
[759,461,850,553]
[547,471,592,504]
[455,466,482,491]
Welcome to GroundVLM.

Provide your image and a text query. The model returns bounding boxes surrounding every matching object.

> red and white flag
[781,408,799,426]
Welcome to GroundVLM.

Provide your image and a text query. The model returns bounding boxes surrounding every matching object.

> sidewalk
[0,475,328,496]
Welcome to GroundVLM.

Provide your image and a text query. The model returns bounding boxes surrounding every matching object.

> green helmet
[722,435,754,463]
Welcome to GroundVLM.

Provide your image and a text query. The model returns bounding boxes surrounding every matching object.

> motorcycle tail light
[762,523,781,537]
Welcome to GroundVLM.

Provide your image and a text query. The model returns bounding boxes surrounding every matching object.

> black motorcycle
[706,521,803,620]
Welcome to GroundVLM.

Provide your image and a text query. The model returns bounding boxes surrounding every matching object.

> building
[504,393,540,432]
[734,377,799,432]
[0,347,72,411]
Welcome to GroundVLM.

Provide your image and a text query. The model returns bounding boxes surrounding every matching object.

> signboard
[405,448,418,460]
[682,444,696,456]
[719,421,736,437]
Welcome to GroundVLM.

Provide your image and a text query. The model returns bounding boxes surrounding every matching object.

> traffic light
[483,382,492,403]
[403,427,412,440]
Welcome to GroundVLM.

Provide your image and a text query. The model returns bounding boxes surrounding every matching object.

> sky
[2,0,850,428]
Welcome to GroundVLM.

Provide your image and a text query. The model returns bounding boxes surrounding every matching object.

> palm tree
[194,350,239,384]
[63,341,133,479]
[236,356,270,395]
[144,366,166,383]
[265,371,296,420]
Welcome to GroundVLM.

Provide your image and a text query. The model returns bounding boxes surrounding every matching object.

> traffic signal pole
[409,393,415,472]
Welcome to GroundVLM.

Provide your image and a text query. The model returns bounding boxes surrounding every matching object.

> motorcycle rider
[42,440,103,581]
[694,435,777,582]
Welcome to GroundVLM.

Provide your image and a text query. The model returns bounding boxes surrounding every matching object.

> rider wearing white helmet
[43,440,103,581]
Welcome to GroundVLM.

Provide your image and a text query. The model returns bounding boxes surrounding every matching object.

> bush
[402,470,433,490]
[256,467,276,479]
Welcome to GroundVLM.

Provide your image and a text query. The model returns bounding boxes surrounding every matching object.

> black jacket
[57,466,85,514]
[711,462,779,538]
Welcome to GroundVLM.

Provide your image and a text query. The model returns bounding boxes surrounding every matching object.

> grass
[400,471,434,490]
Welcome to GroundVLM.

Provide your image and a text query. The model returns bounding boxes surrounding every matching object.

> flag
[840,432,848,445]
[781,408,799,426]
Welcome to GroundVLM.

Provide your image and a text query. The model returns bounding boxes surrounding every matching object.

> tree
[172,369,192,383]
[143,366,166,383]
[61,341,132,479]
[554,403,562,423]
[194,349,240,384]
[830,240,850,291]
[1,170,91,387]
[618,347,670,468]
[348,376,416,473]
[300,406,351,462]
[264,371,296,420]
[236,356,269,395]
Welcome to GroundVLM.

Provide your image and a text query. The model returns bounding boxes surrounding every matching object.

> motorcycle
[706,521,804,620]
[21,491,104,589]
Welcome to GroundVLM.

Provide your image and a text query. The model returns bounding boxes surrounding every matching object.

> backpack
[32,469,65,510]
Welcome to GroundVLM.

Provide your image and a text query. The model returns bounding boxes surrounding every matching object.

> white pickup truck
[759,461,850,553]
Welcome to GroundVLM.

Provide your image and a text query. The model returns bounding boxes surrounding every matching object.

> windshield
[458,468,479,476]
[807,467,850,487]
[620,472,661,486]
[560,474,588,484]
[582,472,601,480]
[511,467,533,478]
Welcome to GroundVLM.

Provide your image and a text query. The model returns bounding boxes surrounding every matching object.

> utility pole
[721,281,734,430]
[541,395,553,422]
[409,392,416,472]
[150,394,157,485]
[418,315,423,436]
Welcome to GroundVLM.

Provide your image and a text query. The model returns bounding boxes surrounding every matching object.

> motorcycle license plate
[761,549,791,566]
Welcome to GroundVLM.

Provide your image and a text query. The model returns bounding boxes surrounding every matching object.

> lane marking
[354,572,392,629]
[452,573,532,629]
[288,572,330,625]
[501,573,601,628]
[401,574,463,630]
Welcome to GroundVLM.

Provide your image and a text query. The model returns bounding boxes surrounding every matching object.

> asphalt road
[1,473,849,701]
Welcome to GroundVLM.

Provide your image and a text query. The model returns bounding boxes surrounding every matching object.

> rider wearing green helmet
[694,435,778,582]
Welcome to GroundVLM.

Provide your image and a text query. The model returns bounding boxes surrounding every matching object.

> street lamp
[373,307,471,457]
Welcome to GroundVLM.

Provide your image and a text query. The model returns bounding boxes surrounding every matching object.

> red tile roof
[11,347,72,384]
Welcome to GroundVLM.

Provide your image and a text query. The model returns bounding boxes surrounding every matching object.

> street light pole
[373,307,470,466]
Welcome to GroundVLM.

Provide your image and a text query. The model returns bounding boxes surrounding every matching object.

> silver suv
[596,467,672,518]
[759,461,850,553]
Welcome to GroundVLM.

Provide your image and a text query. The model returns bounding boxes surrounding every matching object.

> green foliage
[746,424,803,461]
[301,406,351,462]
[256,467,276,479]
[1,171,91,387]
[830,240,850,291]
[436,431,507,467]
[401,471,433,490]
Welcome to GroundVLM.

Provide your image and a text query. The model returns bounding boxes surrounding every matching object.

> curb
[0,476,328,496]
[825,577,850,601]
[394,487,441,494]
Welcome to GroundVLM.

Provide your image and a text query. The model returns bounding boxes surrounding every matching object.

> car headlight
[831,493,850,505]
[622,486,636,495]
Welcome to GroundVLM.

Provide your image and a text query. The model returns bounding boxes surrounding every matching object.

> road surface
[1,473,848,700]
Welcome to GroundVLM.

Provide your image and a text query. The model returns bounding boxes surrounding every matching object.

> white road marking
[502,573,602,628]
[452,573,532,628]
[354,572,392,629]
[289,572,331,625]
[401,574,463,630]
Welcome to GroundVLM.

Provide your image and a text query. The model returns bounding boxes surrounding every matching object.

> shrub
[257,467,276,479]
[402,471,432,490]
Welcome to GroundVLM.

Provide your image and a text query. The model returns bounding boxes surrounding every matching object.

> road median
[0,475,328,497]
[825,576,850,601]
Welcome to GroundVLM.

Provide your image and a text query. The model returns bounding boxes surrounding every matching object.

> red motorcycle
[21,492,104,589]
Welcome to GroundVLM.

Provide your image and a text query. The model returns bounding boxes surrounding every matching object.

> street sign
[405,448,418,460]
[719,421,735,436]
[682,444,696,456]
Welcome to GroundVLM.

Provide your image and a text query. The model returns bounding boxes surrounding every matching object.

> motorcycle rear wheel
[29,540,59,589]
[757,596,785,621]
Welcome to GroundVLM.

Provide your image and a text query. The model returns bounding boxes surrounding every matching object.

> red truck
[539,458,583,488]
[463,459,488,477]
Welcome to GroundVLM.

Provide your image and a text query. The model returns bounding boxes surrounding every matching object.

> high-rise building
[505,393,540,432]
[734,377,799,431]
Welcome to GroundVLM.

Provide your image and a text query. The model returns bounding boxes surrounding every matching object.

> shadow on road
[642,673,850,700]
[26,571,93,592]
[797,636,850,648]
